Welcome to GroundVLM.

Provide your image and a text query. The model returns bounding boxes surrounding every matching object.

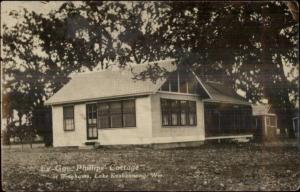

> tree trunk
[260,7,295,138]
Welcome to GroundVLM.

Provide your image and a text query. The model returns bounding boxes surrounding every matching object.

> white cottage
[45,60,253,147]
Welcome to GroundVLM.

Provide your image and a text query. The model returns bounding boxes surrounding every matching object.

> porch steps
[79,141,101,149]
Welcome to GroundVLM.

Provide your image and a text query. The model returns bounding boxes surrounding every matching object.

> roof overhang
[45,92,154,106]
[203,99,252,106]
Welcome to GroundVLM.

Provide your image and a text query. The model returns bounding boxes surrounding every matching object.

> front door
[86,104,98,140]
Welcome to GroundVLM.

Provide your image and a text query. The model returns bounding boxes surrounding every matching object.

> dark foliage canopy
[2,1,298,137]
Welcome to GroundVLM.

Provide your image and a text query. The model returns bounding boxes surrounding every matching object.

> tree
[2,1,298,140]
[120,2,298,136]
[2,1,124,144]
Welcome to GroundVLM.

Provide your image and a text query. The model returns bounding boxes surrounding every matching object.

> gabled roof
[45,59,251,106]
[45,60,177,105]
[202,81,251,105]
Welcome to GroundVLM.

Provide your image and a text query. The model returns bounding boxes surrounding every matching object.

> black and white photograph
[1,1,299,191]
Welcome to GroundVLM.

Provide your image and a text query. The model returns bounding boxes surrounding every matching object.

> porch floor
[205,134,253,140]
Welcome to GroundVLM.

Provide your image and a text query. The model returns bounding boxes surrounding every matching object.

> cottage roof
[202,81,251,105]
[45,60,176,105]
[45,59,251,106]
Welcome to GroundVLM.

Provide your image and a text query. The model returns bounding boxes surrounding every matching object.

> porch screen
[161,98,197,126]
[204,103,253,137]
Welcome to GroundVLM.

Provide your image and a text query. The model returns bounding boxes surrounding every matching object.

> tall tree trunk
[260,7,295,138]
[277,57,295,138]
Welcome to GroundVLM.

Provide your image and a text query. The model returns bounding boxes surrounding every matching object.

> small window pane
[123,114,135,127]
[267,116,276,127]
[188,76,198,94]
[88,129,93,137]
[189,101,196,112]
[110,102,122,114]
[98,116,109,128]
[64,106,74,119]
[180,101,187,111]
[65,119,74,130]
[179,72,188,93]
[171,113,178,125]
[189,114,196,125]
[170,73,178,92]
[171,100,180,112]
[123,100,135,113]
[162,114,169,126]
[171,100,179,125]
[181,112,187,125]
[98,103,109,115]
[111,114,122,127]
[93,127,97,137]
[87,104,97,125]
[161,99,170,112]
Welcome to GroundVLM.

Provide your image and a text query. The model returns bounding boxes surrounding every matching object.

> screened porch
[204,102,253,137]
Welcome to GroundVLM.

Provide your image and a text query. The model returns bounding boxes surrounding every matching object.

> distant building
[292,109,299,147]
[45,60,253,147]
[252,104,278,140]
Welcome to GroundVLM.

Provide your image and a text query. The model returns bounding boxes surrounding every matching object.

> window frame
[161,98,197,127]
[95,99,136,129]
[266,115,277,127]
[63,105,75,131]
[86,104,98,140]
[159,70,199,95]
[122,100,136,128]
[109,101,123,128]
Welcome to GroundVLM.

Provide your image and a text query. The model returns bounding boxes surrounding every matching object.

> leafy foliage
[2,1,299,139]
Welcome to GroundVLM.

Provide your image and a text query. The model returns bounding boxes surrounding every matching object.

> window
[159,71,200,94]
[179,71,188,93]
[161,99,171,126]
[63,106,75,131]
[96,99,136,129]
[266,116,276,127]
[169,73,179,92]
[87,104,98,139]
[180,101,188,125]
[98,103,110,128]
[122,100,136,127]
[188,101,197,125]
[171,100,179,125]
[110,102,123,128]
[187,75,198,94]
[161,98,197,126]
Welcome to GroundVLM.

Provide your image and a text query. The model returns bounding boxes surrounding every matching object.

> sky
[1,1,65,26]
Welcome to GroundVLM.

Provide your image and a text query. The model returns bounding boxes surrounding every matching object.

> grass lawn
[2,142,300,191]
